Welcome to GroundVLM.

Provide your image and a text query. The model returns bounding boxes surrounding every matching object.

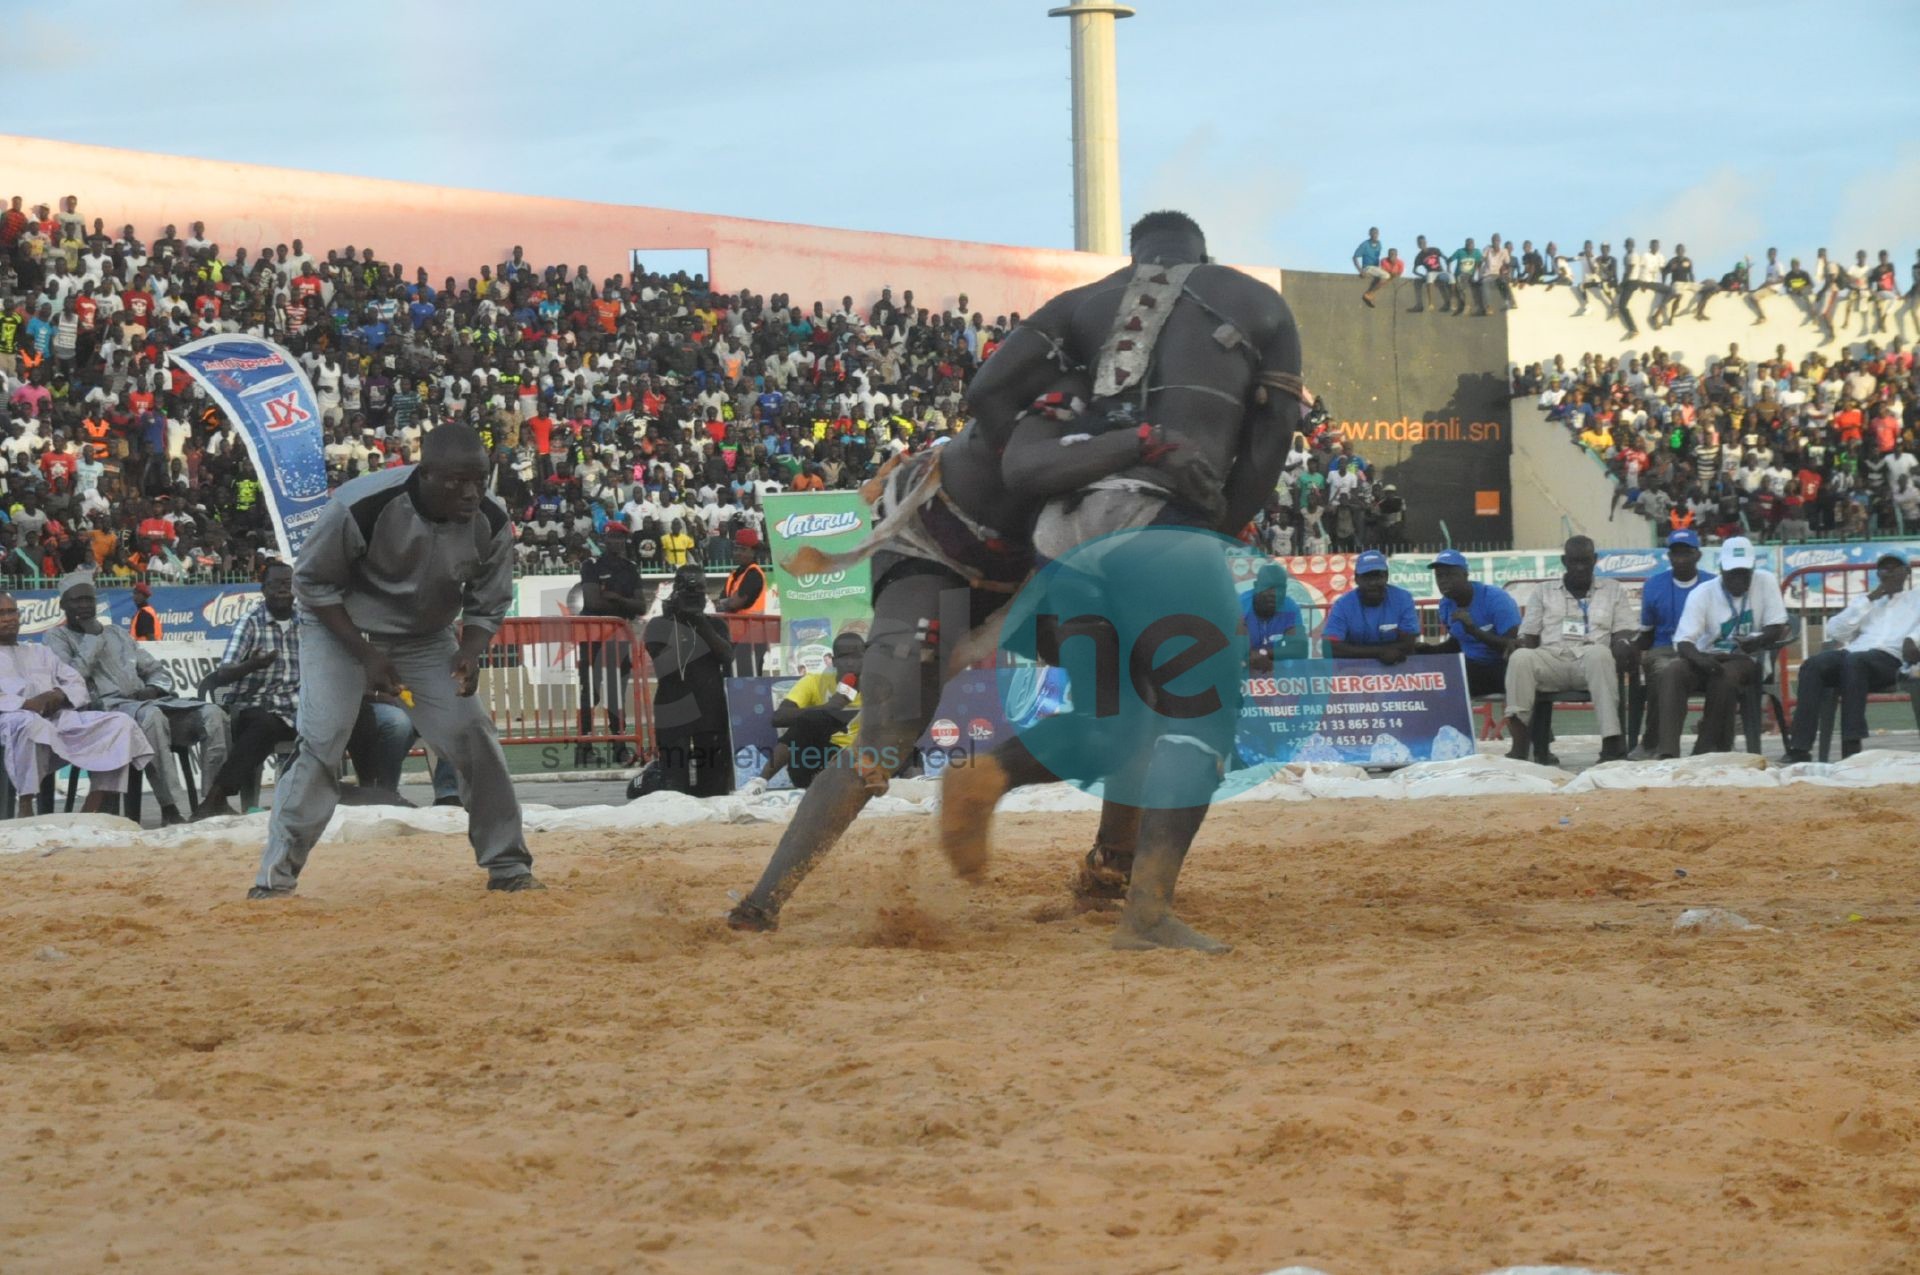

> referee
[250,424,542,898]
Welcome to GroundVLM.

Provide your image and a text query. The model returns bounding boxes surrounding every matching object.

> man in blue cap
[1628,528,1714,759]
[1323,550,1420,663]
[1244,562,1307,672]
[1421,548,1520,695]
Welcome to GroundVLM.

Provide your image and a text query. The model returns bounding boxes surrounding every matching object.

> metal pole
[1048,3,1134,255]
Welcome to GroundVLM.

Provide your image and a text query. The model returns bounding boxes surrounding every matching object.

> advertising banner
[1237,654,1475,768]
[1777,541,1920,606]
[764,490,873,673]
[729,654,1474,790]
[142,640,227,695]
[10,584,262,643]
[725,667,1014,791]
[167,335,331,560]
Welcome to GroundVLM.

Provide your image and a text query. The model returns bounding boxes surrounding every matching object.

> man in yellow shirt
[748,633,864,791]
[661,518,696,567]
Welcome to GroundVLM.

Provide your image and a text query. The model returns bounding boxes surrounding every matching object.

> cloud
[1830,146,1920,255]
[1625,167,1768,266]
[1135,125,1300,268]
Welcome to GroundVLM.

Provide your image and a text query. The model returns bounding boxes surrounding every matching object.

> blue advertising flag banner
[11,585,261,644]
[167,335,330,560]
[1236,653,1476,768]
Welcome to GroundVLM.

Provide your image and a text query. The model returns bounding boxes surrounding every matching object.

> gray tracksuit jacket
[294,465,513,638]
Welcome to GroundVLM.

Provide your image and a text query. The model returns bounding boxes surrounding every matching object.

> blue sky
[7,0,1918,272]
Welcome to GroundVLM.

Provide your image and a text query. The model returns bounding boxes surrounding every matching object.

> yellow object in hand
[397,688,415,708]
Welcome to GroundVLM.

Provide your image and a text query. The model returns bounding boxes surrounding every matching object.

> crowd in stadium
[1356,228,1920,341]
[0,193,1011,584]
[0,192,1427,588]
[1523,340,1920,542]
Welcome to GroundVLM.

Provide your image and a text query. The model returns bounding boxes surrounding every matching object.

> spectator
[1503,536,1634,764]
[1408,235,1454,314]
[1243,562,1306,671]
[1781,552,1920,762]
[1476,235,1515,315]
[642,564,734,796]
[1656,535,1786,758]
[1422,548,1519,697]
[1322,550,1418,664]
[44,572,230,823]
[749,631,865,793]
[1629,529,1714,759]
[1354,227,1390,308]
[1448,238,1481,316]
[192,562,298,818]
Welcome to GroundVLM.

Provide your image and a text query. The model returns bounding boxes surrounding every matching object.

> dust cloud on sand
[2,787,1917,1274]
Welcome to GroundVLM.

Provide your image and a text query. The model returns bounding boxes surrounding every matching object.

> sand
[1,786,1917,1275]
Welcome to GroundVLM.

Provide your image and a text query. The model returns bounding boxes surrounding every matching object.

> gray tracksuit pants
[254,620,532,890]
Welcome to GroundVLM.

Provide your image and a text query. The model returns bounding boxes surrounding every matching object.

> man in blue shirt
[1422,548,1520,696]
[1323,550,1419,663]
[1354,227,1390,308]
[1243,562,1306,671]
[1629,528,1714,758]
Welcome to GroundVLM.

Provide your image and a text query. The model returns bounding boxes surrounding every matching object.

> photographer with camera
[642,564,734,796]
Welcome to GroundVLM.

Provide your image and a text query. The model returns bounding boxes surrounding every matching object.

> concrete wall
[1283,271,1512,546]
[1506,277,1891,378]
[1512,402,1633,548]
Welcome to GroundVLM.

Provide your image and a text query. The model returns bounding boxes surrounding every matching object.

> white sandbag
[1562,752,1776,793]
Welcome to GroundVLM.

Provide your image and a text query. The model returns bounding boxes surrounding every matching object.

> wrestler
[723,379,1215,932]
[939,209,1304,953]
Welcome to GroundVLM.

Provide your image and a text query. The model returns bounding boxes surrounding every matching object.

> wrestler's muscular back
[1056,262,1300,488]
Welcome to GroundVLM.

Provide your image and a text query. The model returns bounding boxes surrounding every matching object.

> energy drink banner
[764,491,873,674]
[1237,654,1475,768]
[168,335,330,560]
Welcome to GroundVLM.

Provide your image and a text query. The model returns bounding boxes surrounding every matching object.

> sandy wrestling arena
[2,785,1917,1275]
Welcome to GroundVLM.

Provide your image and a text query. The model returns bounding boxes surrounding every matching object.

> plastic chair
[1738,616,1799,754]
[64,746,197,822]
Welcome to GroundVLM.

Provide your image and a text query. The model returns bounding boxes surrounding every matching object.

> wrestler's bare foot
[1071,846,1132,904]
[725,899,778,932]
[938,754,1007,882]
[1111,914,1232,954]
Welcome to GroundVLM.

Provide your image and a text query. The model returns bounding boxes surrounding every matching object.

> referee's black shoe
[487,874,547,893]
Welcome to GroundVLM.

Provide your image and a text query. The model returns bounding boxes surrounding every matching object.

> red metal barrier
[483,617,647,755]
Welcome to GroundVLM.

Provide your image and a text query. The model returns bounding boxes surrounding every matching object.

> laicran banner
[167,335,330,560]
[763,490,873,673]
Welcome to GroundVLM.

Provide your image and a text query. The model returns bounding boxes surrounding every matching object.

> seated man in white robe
[0,592,155,815]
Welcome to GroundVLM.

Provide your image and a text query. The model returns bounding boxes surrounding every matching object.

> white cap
[1720,536,1757,570]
